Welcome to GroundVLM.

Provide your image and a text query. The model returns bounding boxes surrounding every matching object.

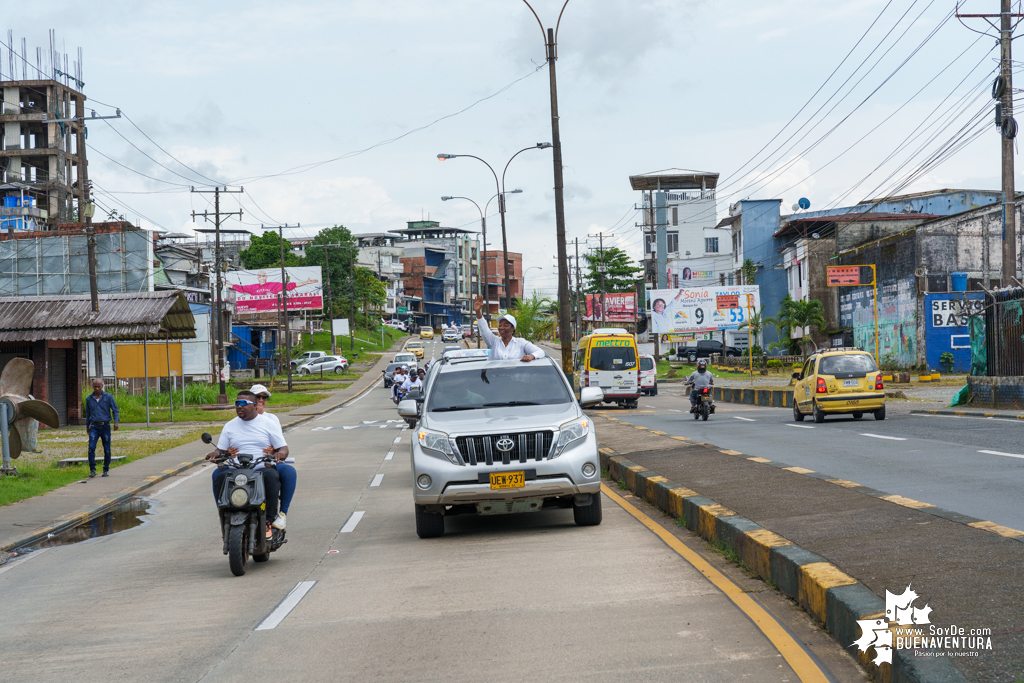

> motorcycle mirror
[201,432,213,444]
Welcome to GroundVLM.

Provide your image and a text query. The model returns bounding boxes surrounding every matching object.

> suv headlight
[553,417,589,458]
[417,428,459,465]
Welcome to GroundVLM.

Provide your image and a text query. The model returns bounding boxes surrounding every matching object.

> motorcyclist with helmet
[685,359,715,413]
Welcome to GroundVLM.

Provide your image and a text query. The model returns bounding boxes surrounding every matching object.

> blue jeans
[88,424,112,472]
[276,463,296,514]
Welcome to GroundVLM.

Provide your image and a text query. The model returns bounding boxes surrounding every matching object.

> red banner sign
[827,266,862,286]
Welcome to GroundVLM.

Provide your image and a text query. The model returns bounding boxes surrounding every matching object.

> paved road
[0,338,856,682]
[619,384,1024,530]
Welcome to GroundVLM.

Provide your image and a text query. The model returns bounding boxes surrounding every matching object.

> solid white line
[385,451,395,461]
[254,581,317,631]
[978,449,1024,460]
[150,464,211,497]
[370,474,384,487]
[340,511,365,533]
[0,548,49,576]
[733,416,756,422]
[860,433,907,441]
[785,424,815,429]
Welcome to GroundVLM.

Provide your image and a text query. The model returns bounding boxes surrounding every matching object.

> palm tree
[509,292,557,342]
[783,298,826,358]
[765,295,801,356]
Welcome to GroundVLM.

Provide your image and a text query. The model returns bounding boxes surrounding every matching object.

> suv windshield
[589,346,637,371]
[639,357,655,371]
[428,365,573,412]
[819,354,878,376]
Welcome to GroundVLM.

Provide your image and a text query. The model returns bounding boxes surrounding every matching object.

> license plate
[490,472,525,489]
[843,379,859,387]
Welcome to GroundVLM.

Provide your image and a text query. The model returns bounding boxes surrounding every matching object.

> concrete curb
[1,343,399,555]
[712,385,794,408]
[601,450,969,683]
[910,408,1024,421]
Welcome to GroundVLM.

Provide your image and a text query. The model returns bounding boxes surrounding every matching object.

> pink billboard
[225,267,323,314]
[584,293,636,322]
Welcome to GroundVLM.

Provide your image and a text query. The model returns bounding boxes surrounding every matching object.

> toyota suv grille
[454,431,555,466]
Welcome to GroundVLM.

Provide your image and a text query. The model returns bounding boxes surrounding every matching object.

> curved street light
[523,266,542,301]
[437,144,549,309]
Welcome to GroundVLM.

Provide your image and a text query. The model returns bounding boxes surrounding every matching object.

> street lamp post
[522,0,572,373]
[523,266,542,300]
[438,144,549,309]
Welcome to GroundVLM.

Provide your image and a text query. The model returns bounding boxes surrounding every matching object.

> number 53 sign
[649,285,760,334]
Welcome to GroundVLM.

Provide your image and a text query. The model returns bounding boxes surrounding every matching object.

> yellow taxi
[792,349,885,423]
[419,326,434,339]
[406,340,425,360]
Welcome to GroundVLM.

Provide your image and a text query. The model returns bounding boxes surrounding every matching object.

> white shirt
[401,376,422,393]
[258,411,295,463]
[217,413,287,469]
[476,317,546,361]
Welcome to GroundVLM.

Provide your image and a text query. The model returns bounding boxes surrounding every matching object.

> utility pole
[350,247,356,353]
[574,238,582,340]
[192,186,243,404]
[83,177,103,379]
[957,1,1022,284]
[265,224,301,391]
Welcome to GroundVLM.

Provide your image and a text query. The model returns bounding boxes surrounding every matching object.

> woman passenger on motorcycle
[251,384,295,531]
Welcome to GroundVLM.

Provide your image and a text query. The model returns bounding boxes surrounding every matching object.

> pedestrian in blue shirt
[85,378,119,478]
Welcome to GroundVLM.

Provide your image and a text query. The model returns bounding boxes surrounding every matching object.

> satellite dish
[792,203,800,212]
[811,232,820,239]
[798,197,811,210]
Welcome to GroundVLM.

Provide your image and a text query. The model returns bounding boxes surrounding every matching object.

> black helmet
[696,358,708,369]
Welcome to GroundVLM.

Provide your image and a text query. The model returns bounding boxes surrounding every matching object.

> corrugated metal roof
[0,291,196,342]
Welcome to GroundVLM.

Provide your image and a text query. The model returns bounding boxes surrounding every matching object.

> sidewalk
[0,337,406,555]
[592,415,1022,682]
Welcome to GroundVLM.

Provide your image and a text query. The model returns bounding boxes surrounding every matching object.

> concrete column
[655,191,668,289]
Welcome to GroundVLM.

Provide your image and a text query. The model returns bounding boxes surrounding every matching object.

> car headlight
[233,473,248,486]
[417,428,459,465]
[553,417,589,458]
[229,487,249,507]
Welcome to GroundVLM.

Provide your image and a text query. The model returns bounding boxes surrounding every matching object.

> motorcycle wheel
[693,406,700,420]
[701,403,709,421]
[253,552,270,563]
[228,524,248,576]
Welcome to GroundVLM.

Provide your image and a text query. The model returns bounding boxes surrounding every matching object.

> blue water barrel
[2,196,18,208]
[950,272,968,292]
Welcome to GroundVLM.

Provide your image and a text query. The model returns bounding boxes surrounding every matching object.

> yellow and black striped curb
[712,386,794,408]
[910,409,1024,422]
[601,449,969,683]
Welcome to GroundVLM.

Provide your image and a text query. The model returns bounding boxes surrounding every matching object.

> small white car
[441,327,461,342]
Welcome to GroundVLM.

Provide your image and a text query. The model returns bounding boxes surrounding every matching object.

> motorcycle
[201,433,287,577]
[686,384,715,422]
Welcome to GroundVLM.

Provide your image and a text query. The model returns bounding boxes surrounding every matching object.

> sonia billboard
[649,285,760,334]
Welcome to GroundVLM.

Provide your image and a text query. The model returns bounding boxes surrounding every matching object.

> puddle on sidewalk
[12,497,154,556]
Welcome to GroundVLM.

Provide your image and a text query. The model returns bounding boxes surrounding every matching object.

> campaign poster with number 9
[649,285,760,334]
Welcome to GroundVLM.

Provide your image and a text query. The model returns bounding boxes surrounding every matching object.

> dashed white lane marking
[385,451,395,461]
[150,464,211,497]
[0,548,49,576]
[733,416,756,422]
[393,436,402,444]
[785,424,815,429]
[978,449,1024,460]
[860,433,907,441]
[370,474,384,487]
[254,581,317,631]
[313,376,382,421]
[340,511,365,533]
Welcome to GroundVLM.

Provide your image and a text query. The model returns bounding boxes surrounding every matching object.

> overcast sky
[10,0,1010,295]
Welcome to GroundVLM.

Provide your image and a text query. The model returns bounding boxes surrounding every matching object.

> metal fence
[983,286,1024,376]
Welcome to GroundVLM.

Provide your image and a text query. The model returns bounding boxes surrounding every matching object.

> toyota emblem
[495,436,515,452]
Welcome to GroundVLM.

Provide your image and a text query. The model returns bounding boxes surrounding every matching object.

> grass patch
[674,515,688,528]
[617,478,628,490]
[600,466,609,479]
[293,327,404,359]
[85,388,332,424]
[707,538,755,575]
[0,426,221,507]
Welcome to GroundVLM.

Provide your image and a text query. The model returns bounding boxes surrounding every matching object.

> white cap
[249,383,271,397]
[499,313,517,329]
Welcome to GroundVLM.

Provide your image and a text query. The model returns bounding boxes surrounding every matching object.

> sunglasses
[234,399,255,407]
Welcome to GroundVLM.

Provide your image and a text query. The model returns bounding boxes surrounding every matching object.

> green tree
[304,225,357,312]
[738,304,768,366]
[768,295,826,358]
[741,258,757,285]
[510,292,557,341]
[354,266,387,322]
[583,246,643,294]
[239,230,301,269]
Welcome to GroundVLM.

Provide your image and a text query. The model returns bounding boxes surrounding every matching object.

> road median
[592,412,1021,683]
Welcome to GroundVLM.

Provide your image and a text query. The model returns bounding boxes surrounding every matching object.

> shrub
[766,359,782,368]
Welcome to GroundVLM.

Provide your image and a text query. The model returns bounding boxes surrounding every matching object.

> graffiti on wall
[838,276,917,365]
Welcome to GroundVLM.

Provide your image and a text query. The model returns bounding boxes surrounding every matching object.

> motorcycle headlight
[417,428,459,465]
[233,473,248,486]
[553,418,589,458]
[229,487,249,507]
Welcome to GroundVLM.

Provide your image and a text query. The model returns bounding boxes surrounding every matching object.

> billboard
[225,267,323,314]
[650,285,760,334]
[585,293,636,322]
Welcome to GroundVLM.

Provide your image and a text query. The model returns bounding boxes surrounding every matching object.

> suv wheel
[573,493,603,526]
[812,401,825,423]
[415,505,444,538]
[688,353,697,363]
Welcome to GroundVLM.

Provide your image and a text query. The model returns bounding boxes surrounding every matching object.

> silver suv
[399,356,605,538]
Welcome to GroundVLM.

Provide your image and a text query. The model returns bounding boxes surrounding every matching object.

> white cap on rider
[499,313,517,330]
[249,383,271,397]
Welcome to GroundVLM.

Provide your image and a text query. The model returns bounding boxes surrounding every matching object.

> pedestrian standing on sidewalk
[85,378,119,478]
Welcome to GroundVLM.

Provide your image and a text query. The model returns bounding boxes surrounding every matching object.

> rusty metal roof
[0,291,196,342]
